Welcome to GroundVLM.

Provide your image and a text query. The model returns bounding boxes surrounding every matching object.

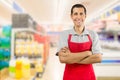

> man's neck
[74,25,84,34]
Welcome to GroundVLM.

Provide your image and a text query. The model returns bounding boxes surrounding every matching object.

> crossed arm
[58,47,102,64]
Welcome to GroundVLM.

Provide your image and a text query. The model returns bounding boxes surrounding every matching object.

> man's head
[71,4,87,27]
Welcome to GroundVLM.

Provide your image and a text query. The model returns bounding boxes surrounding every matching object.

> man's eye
[74,13,78,15]
[80,13,83,15]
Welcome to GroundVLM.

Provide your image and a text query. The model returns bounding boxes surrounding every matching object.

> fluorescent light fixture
[0,0,13,9]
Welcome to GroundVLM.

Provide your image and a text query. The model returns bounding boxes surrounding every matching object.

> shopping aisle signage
[101,5,120,19]
[93,5,120,21]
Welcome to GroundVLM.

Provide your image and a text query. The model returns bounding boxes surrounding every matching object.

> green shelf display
[2,25,12,37]
[0,25,12,70]
[0,37,11,49]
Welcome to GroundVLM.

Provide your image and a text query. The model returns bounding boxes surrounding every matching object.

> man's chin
[76,23,84,27]
[75,25,81,28]
[76,24,82,27]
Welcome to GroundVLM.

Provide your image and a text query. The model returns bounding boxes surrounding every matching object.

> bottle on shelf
[22,57,31,79]
[9,57,16,78]
[15,57,22,79]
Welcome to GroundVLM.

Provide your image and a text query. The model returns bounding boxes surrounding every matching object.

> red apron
[63,34,96,80]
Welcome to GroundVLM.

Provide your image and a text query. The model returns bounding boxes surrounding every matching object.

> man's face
[71,7,86,27]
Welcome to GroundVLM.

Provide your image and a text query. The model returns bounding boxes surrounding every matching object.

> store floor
[41,47,65,80]
[41,47,120,80]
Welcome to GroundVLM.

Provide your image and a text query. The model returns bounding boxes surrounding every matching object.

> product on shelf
[22,57,30,79]
[15,58,22,79]
[9,58,16,78]
[14,32,45,58]
[0,61,9,70]
[0,49,4,60]
[35,58,43,73]
[0,37,11,49]
[3,49,11,60]
[2,25,11,37]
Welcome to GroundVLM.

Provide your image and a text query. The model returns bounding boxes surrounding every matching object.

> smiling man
[56,4,102,80]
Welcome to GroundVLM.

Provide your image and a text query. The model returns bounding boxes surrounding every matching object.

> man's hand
[59,47,70,57]
[58,47,74,63]
[58,47,79,64]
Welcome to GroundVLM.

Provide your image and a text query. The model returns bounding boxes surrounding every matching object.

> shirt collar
[71,27,89,36]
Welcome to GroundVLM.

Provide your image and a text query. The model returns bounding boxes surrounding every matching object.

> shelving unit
[0,13,50,80]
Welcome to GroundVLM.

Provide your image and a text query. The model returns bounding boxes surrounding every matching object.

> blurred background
[0,0,120,80]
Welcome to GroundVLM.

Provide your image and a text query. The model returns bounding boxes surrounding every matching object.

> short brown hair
[71,4,87,15]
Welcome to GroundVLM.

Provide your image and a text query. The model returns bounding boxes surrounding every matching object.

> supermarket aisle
[41,47,65,80]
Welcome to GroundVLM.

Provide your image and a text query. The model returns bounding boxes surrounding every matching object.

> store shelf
[2,68,41,80]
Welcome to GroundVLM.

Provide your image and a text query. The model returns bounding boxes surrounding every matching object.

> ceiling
[1,0,120,25]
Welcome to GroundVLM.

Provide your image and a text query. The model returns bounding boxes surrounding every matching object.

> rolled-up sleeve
[91,31,102,54]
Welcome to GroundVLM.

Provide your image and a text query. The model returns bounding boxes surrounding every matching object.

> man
[56,4,102,80]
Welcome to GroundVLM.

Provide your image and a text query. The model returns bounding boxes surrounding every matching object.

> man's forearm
[59,51,92,64]
[77,54,102,64]
[71,51,92,63]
